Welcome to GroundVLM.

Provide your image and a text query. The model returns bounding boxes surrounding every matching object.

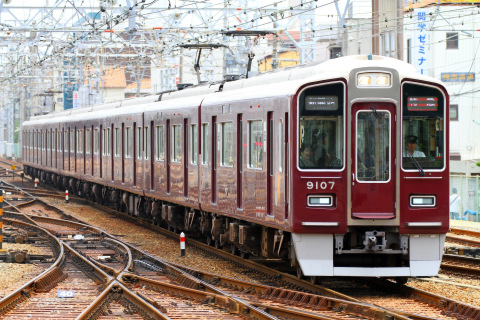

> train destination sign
[407,97,438,111]
[305,96,338,111]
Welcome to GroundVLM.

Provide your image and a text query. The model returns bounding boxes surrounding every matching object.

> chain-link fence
[450,175,480,222]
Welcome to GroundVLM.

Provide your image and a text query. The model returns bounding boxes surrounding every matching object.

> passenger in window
[327,144,342,168]
[403,135,425,157]
[315,132,329,167]
[299,144,316,168]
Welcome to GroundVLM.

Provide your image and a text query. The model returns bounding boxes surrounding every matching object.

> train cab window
[191,124,197,164]
[356,111,390,182]
[155,126,164,161]
[125,127,132,158]
[402,83,445,171]
[248,120,263,169]
[298,83,344,170]
[86,129,91,154]
[221,122,234,167]
[173,125,182,162]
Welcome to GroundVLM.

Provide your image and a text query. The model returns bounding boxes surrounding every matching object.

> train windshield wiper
[370,107,384,126]
[406,150,425,176]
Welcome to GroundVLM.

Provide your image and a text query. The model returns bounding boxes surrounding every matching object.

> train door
[237,114,243,209]
[267,111,273,215]
[211,116,217,203]
[166,119,171,193]
[351,102,395,218]
[184,118,188,197]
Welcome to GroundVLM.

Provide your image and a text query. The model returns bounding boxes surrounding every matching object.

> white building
[403,3,480,175]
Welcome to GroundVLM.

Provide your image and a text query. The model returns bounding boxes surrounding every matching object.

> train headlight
[356,72,391,88]
[410,195,436,207]
[307,195,333,207]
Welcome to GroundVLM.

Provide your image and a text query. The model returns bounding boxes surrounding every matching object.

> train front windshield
[402,83,445,171]
[298,83,344,170]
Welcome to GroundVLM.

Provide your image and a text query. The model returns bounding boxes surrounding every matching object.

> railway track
[0,177,478,319]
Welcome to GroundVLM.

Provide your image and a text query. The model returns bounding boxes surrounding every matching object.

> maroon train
[22,55,450,281]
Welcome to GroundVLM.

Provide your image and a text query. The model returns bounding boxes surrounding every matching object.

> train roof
[23,55,445,127]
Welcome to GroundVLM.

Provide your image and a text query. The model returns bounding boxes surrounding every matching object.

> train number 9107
[306,181,335,190]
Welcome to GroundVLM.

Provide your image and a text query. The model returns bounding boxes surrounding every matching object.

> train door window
[248,120,263,169]
[94,128,99,155]
[64,130,68,153]
[173,125,182,162]
[202,123,208,164]
[57,130,61,152]
[53,130,56,152]
[191,124,197,164]
[104,128,111,156]
[47,131,51,151]
[144,127,149,160]
[136,127,143,160]
[356,110,390,182]
[298,82,344,170]
[77,129,83,154]
[114,128,121,157]
[155,125,164,161]
[86,129,91,154]
[70,130,74,152]
[221,122,234,167]
[402,83,445,170]
[125,127,132,158]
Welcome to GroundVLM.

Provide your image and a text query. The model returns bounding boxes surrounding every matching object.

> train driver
[403,135,425,157]
[299,144,316,168]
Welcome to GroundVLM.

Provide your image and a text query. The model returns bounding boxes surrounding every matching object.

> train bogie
[22,55,449,279]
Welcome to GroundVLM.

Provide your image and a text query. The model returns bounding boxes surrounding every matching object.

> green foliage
[476,162,480,167]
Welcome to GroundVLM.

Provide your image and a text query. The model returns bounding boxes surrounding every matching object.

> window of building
[155,126,164,161]
[202,123,208,164]
[446,32,458,49]
[330,47,342,59]
[221,122,234,166]
[191,124,197,164]
[450,104,458,121]
[173,125,182,162]
[125,127,132,158]
[248,120,263,169]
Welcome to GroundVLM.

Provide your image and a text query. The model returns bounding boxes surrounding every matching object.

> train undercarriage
[27,167,292,267]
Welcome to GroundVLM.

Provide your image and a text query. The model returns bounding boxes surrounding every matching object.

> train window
[125,127,132,158]
[64,130,68,153]
[402,83,445,171]
[47,131,51,151]
[57,131,61,152]
[103,128,111,156]
[202,123,208,165]
[136,127,142,160]
[191,124,197,164]
[356,110,390,182]
[248,120,263,169]
[173,125,182,162]
[155,126,164,161]
[221,122,234,167]
[279,119,283,173]
[52,130,56,152]
[298,83,344,170]
[144,127,149,160]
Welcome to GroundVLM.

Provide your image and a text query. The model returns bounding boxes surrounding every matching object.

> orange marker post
[180,232,185,256]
